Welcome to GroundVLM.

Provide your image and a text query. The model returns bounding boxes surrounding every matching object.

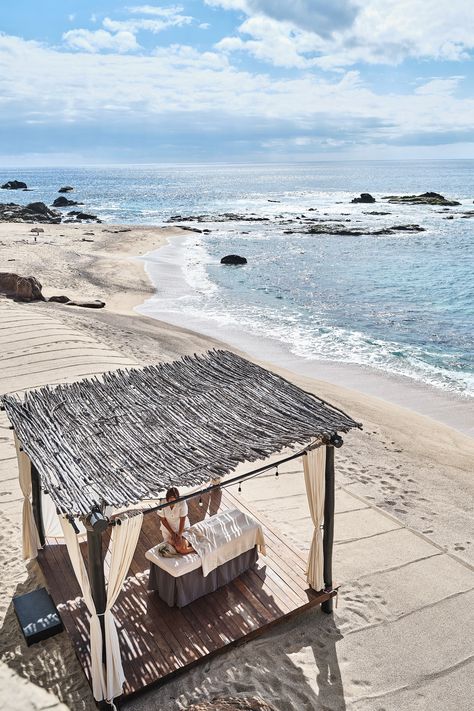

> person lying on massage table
[159,487,194,555]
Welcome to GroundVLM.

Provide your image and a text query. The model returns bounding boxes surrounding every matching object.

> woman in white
[159,487,193,554]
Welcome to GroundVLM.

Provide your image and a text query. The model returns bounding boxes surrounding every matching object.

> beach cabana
[3,349,360,708]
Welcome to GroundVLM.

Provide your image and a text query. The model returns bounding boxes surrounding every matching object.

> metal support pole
[86,529,107,658]
[30,461,45,547]
[86,528,115,710]
[321,444,335,614]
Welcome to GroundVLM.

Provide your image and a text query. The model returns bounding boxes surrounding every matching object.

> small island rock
[52,196,82,207]
[382,192,460,206]
[220,254,248,265]
[351,193,376,203]
[1,180,27,190]
[58,186,74,193]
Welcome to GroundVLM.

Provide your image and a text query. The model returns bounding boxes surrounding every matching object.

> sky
[0,0,473,164]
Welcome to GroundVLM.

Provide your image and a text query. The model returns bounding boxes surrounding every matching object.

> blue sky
[0,1,473,164]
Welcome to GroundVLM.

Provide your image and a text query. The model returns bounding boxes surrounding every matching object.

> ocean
[4,161,473,398]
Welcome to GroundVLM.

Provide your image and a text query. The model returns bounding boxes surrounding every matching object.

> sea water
[4,161,473,397]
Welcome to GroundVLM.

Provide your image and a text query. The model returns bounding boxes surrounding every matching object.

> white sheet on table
[183,507,266,577]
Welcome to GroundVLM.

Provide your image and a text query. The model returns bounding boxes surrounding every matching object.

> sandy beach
[1,221,473,711]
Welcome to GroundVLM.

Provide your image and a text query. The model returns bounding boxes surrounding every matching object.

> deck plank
[38,494,334,700]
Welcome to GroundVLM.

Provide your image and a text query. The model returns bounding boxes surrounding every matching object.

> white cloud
[68,14,76,22]
[211,0,474,69]
[1,31,473,151]
[103,15,192,34]
[217,16,324,68]
[199,23,211,30]
[415,77,463,95]
[62,29,139,53]
[127,4,186,17]
[64,6,193,54]
[205,0,357,36]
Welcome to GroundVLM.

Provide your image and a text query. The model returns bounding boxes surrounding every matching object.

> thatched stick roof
[2,350,360,515]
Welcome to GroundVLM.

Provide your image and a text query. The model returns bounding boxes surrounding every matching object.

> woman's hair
[166,486,180,501]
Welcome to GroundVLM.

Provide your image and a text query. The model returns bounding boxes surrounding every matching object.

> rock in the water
[382,192,461,206]
[1,180,27,190]
[65,299,105,309]
[67,210,101,222]
[52,196,82,207]
[0,202,61,223]
[0,273,45,302]
[58,186,74,193]
[186,698,277,711]
[48,295,71,303]
[351,192,376,203]
[220,254,247,265]
[301,223,425,236]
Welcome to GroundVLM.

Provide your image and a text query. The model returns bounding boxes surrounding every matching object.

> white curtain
[103,512,143,701]
[14,434,42,560]
[59,516,105,701]
[303,445,326,591]
[59,511,143,704]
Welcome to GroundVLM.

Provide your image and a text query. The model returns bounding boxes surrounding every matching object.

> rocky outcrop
[1,180,27,190]
[351,193,375,203]
[283,223,426,237]
[0,273,45,302]
[167,213,269,223]
[186,698,277,711]
[58,186,74,193]
[52,196,83,207]
[382,192,461,206]
[0,202,61,223]
[66,210,101,222]
[220,255,248,265]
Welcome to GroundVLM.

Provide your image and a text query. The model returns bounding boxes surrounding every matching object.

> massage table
[145,507,266,607]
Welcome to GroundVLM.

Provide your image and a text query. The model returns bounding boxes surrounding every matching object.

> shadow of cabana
[0,555,96,711]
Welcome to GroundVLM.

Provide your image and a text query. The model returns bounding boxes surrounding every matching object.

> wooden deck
[38,489,334,701]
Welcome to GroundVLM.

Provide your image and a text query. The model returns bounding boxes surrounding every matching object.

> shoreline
[137,233,474,439]
[1,218,474,710]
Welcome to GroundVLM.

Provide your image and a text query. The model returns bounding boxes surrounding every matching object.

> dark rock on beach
[0,273,45,302]
[58,186,74,193]
[1,180,27,190]
[351,192,376,203]
[382,192,461,206]
[52,196,83,207]
[65,298,105,309]
[0,201,61,223]
[48,295,71,303]
[221,254,247,265]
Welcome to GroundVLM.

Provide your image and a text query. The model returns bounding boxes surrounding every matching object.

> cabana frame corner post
[86,524,107,657]
[30,460,45,547]
[322,443,335,614]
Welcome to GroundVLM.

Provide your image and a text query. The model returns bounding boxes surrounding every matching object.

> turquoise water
[2,161,473,396]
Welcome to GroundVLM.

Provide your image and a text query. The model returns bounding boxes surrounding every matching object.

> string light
[238,482,242,494]
[198,495,203,507]
[275,465,279,478]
